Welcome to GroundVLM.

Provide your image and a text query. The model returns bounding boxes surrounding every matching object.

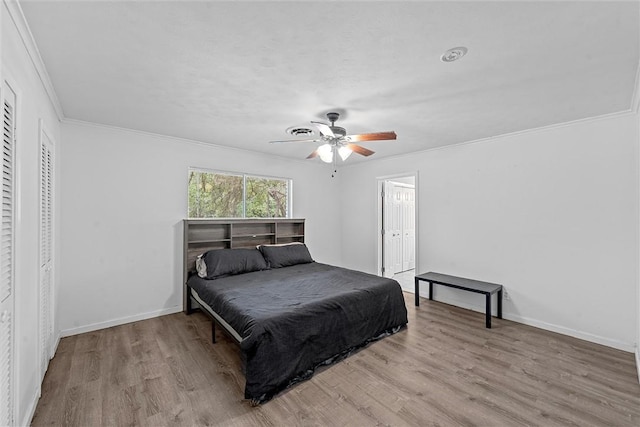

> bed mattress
[187,262,408,403]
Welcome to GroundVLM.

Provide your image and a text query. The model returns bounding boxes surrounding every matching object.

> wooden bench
[414,272,503,328]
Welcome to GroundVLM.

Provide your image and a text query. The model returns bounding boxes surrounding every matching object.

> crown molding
[65,108,636,172]
[4,0,64,120]
[61,118,323,167]
[340,109,637,169]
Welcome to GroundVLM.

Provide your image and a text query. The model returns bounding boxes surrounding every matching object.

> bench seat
[414,272,503,328]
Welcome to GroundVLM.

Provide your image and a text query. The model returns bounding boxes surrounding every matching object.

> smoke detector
[440,46,468,62]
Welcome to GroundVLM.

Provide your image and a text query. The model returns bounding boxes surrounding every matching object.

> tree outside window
[188,169,290,218]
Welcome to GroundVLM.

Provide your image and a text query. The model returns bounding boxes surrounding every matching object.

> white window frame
[187,168,292,219]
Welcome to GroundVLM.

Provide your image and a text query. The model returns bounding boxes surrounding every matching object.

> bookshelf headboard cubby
[182,218,305,310]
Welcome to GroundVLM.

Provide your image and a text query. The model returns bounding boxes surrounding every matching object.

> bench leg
[429,282,433,300]
[414,278,420,306]
[485,293,492,328]
[212,321,216,343]
[497,289,503,319]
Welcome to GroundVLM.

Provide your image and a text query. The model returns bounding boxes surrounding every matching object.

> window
[188,169,291,218]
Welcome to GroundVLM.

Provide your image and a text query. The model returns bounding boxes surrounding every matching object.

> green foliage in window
[188,170,289,218]
[245,176,288,218]
[188,171,243,218]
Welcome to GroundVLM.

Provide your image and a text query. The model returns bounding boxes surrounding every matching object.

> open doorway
[377,173,418,293]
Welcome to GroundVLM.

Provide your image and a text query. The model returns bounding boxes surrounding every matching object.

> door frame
[376,171,419,279]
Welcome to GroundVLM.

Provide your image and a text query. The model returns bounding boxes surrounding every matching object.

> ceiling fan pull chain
[331,148,337,178]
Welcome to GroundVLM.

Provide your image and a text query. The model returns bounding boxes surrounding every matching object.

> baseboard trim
[60,306,182,337]
[52,331,61,358]
[505,312,634,353]
[20,385,39,427]
[426,295,635,353]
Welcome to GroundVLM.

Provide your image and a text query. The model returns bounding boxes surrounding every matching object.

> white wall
[2,2,62,425]
[635,72,640,379]
[58,121,343,335]
[339,113,639,351]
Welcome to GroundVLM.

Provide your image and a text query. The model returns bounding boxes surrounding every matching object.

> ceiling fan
[269,112,397,163]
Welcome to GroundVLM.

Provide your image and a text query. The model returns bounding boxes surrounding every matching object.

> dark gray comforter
[187,262,408,402]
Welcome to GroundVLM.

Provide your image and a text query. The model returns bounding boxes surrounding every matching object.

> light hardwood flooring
[32,293,640,426]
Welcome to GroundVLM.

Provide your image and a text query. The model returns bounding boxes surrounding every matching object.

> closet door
[39,124,54,380]
[390,184,403,274]
[382,181,394,277]
[0,82,17,427]
[402,187,415,271]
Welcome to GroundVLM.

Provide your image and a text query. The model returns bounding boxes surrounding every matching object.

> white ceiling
[20,1,640,163]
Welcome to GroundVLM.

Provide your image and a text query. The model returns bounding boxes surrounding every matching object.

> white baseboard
[52,331,61,358]
[425,295,635,353]
[20,385,39,427]
[60,306,182,337]
[505,312,635,353]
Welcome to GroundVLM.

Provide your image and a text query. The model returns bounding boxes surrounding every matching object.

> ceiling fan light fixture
[338,145,352,161]
[318,143,333,163]
[270,111,396,167]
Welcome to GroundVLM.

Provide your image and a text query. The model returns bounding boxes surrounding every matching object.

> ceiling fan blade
[346,131,397,142]
[306,150,319,159]
[310,121,335,137]
[347,143,375,157]
[269,138,320,144]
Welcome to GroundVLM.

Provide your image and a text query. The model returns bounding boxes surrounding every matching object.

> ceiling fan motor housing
[330,126,346,137]
[325,112,346,137]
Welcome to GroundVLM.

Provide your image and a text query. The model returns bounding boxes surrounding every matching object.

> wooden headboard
[182,218,305,310]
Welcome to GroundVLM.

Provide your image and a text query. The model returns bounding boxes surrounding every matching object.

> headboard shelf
[189,238,232,244]
[183,218,306,311]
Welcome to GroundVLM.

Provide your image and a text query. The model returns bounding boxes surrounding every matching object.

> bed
[183,219,408,403]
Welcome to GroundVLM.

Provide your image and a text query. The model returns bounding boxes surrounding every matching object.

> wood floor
[32,293,640,426]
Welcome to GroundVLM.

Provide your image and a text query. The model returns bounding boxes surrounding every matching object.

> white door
[402,187,416,270]
[39,125,54,380]
[382,181,393,277]
[0,82,17,427]
[390,184,403,274]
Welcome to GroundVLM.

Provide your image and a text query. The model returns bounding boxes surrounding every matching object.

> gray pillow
[258,243,313,268]
[197,248,268,279]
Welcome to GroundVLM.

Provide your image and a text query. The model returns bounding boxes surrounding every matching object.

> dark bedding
[187,262,408,403]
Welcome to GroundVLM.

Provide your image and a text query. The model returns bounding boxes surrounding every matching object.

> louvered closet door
[39,127,54,380]
[1,83,17,427]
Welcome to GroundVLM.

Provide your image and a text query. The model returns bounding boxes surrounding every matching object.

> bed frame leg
[211,321,216,343]
[185,285,194,315]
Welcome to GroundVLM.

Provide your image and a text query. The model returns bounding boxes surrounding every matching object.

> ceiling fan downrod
[326,112,340,126]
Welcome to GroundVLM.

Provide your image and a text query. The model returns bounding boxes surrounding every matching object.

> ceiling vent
[286,126,315,136]
[440,46,468,62]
